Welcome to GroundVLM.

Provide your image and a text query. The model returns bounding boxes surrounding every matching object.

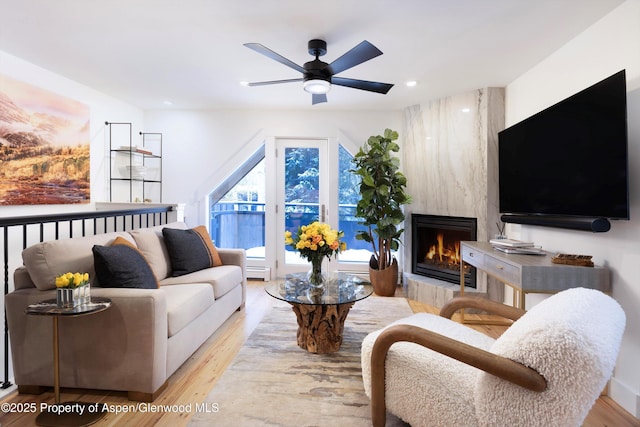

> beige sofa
[5,222,246,401]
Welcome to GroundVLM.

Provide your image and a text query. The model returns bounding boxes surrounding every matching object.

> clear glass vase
[307,257,325,288]
[56,284,90,308]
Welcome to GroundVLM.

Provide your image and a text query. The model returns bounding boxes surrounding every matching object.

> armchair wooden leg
[370,332,394,427]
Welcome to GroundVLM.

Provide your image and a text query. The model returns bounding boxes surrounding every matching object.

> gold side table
[26,296,112,427]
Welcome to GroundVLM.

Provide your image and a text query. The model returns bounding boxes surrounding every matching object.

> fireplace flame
[424,233,461,267]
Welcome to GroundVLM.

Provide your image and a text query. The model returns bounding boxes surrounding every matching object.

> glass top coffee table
[265,272,373,354]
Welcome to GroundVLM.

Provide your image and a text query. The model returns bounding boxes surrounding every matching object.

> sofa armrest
[217,248,245,269]
[13,266,36,290]
[6,287,168,396]
[217,248,247,306]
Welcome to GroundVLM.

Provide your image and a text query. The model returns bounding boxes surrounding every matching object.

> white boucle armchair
[361,287,626,427]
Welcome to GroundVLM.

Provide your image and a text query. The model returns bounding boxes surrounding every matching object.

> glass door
[275,138,373,278]
[276,139,330,276]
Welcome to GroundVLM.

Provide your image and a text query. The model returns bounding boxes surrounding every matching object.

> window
[208,141,375,274]
[338,144,370,263]
[209,152,265,260]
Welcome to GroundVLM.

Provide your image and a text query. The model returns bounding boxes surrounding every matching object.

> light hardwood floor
[0,281,637,426]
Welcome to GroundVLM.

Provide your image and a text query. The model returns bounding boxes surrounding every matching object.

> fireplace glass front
[411,214,477,288]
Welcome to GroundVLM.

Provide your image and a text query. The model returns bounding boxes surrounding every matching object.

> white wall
[504,0,640,416]
[0,50,145,216]
[144,109,402,226]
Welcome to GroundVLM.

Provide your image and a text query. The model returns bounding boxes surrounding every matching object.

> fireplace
[411,214,477,288]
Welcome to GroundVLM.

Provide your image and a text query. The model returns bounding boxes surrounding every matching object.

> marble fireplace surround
[401,87,505,308]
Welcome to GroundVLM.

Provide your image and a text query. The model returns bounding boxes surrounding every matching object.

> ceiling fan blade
[247,78,303,87]
[244,43,305,73]
[331,77,394,94]
[312,93,327,105]
[325,40,383,75]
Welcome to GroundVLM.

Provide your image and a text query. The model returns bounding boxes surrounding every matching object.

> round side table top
[26,297,112,317]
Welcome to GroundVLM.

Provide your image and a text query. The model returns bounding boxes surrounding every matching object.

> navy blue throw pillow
[92,244,158,289]
[162,226,220,276]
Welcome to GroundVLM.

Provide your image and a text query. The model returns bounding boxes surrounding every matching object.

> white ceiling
[0,0,625,111]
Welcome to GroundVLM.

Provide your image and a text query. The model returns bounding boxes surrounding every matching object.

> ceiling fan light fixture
[303,79,331,94]
[245,39,393,104]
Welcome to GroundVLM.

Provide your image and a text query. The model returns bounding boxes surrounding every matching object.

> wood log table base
[290,302,354,353]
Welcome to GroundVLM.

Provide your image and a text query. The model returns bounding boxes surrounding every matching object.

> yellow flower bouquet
[284,222,346,286]
[55,272,90,289]
[55,272,90,308]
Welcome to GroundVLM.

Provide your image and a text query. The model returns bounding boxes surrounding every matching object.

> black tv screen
[499,70,629,221]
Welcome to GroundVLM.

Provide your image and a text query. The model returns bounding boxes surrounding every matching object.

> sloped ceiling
[0,0,625,110]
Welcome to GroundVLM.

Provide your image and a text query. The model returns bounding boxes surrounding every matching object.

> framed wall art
[0,73,90,205]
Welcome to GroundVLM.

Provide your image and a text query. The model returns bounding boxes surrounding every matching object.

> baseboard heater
[247,267,271,280]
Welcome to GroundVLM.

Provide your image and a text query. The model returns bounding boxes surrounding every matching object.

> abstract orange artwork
[0,74,90,205]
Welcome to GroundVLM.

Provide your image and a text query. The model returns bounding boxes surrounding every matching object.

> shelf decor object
[551,253,594,267]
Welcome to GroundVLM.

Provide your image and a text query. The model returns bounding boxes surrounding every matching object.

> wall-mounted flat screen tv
[499,70,629,230]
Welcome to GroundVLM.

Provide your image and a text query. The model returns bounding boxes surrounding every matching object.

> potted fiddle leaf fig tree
[351,128,412,296]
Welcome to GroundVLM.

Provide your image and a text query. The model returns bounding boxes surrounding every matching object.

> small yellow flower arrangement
[55,272,90,289]
[55,272,90,308]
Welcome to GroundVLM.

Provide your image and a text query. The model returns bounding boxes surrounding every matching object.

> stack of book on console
[489,238,546,255]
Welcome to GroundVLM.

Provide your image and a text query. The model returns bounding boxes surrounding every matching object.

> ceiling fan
[243,39,394,105]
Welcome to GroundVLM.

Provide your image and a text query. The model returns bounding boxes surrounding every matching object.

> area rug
[189,295,413,427]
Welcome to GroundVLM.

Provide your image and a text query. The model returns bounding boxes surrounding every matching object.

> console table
[460,241,610,315]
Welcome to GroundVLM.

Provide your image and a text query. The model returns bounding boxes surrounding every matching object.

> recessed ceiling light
[461,108,471,113]
[405,80,417,87]
[163,100,173,106]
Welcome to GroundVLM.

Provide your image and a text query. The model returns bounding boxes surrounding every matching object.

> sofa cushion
[159,265,242,299]
[92,244,158,289]
[162,284,215,337]
[162,226,223,276]
[129,222,188,280]
[22,231,135,290]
